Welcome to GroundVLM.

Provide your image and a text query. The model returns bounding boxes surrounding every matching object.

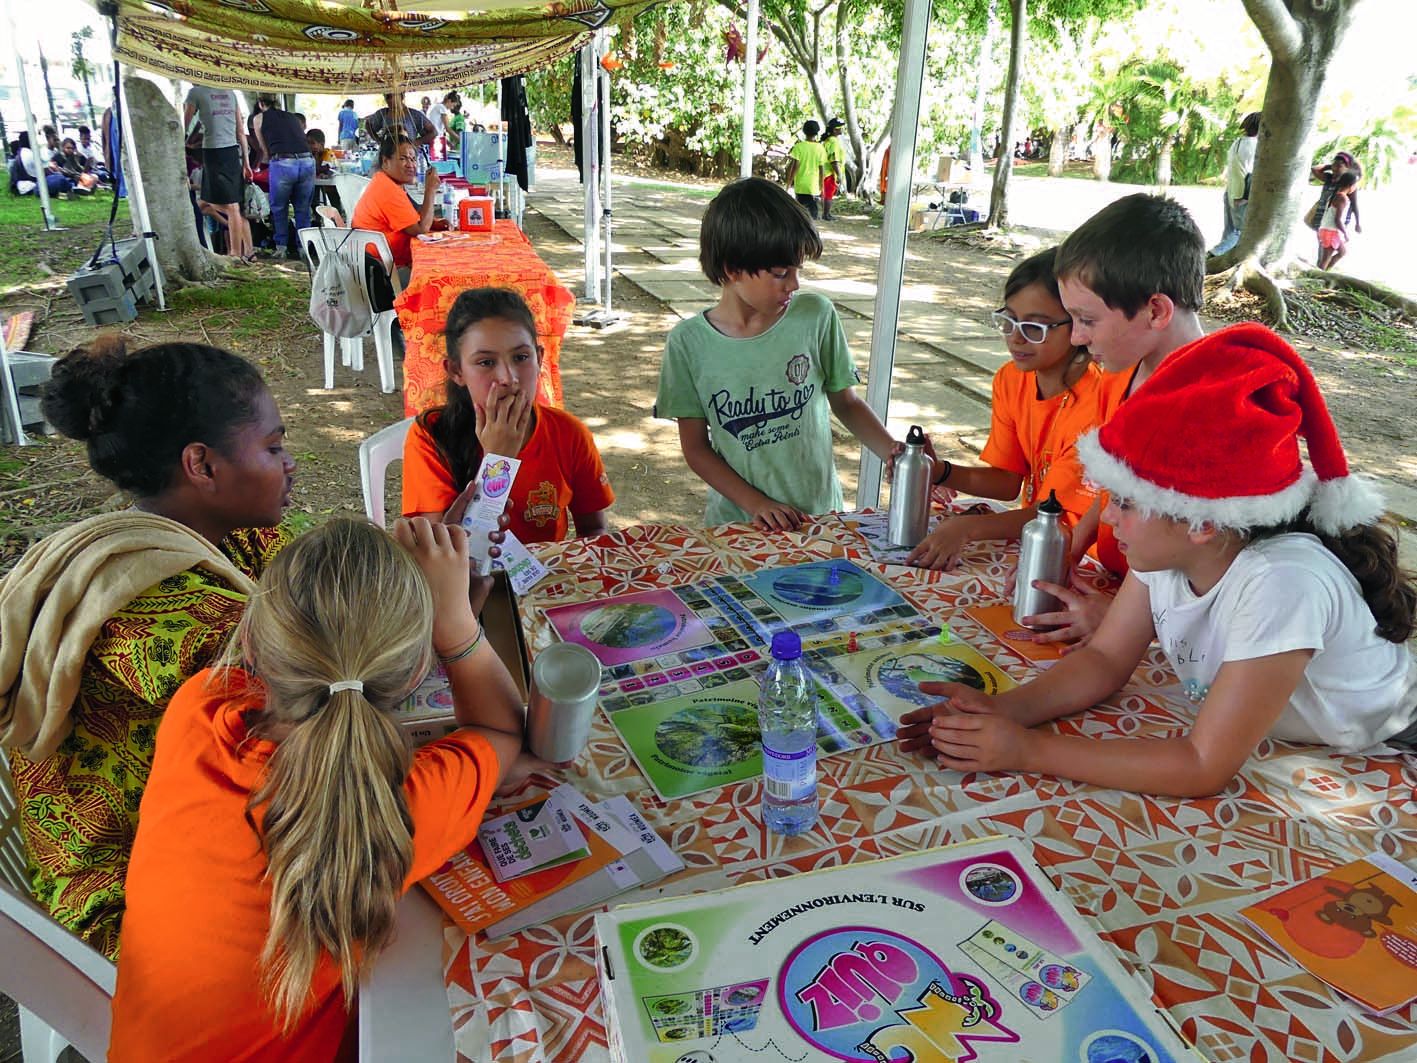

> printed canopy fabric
[96,0,654,92]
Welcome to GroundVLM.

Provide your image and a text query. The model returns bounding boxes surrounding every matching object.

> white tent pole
[739,0,759,179]
[116,74,167,311]
[0,315,28,447]
[10,21,58,230]
[856,0,931,509]
[597,30,613,312]
[578,44,600,302]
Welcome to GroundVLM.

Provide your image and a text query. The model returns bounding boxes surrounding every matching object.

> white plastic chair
[1,750,118,1063]
[358,416,414,528]
[298,227,402,394]
[358,889,455,1061]
[332,173,371,219]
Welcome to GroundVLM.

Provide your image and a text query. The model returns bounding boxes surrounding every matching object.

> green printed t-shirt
[789,139,828,195]
[655,291,860,526]
[824,136,845,171]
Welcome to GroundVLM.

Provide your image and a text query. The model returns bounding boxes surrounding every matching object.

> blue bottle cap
[770,630,803,661]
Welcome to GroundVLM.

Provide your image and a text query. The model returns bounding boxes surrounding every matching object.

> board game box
[595,837,1194,1062]
[545,558,1014,800]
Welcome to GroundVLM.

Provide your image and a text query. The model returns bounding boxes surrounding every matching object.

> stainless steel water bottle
[887,425,932,548]
[1013,489,1071,627]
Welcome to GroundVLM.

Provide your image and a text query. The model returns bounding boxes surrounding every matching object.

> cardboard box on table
[595,837,1197,1062]
[396,571,529,745]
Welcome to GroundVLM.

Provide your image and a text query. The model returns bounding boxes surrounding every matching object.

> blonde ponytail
[225,518,435,1029]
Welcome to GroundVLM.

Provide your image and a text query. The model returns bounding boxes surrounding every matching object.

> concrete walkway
[531,164,1417,541]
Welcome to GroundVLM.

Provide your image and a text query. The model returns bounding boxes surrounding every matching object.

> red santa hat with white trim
[1076,322,1385,535]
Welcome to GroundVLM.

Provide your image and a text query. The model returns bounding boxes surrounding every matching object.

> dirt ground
[1,150,1413,574]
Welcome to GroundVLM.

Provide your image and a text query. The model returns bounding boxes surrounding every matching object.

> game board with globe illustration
[595,836,1194,1063]
[543,558,1015,800]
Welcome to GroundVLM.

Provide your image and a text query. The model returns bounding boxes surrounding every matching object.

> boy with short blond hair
[655,177,898,531]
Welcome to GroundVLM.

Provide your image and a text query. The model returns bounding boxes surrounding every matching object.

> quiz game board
[596,837,1194,1063]
[545,560,1014,800]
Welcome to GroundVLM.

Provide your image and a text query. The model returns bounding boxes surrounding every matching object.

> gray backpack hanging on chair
[308,229,372,339]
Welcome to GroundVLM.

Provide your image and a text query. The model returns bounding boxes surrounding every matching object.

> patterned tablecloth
[394,220,575,417]
[441,513,1417,1063]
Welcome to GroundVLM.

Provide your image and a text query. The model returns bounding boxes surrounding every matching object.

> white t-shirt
[1225,135,1257,201]
[427,102,448,139]
[1133,533,1417,753]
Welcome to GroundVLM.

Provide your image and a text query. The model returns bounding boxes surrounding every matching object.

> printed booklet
[1241,852,1417,1014]
[595,836,1194,1062]
[422,784,683,939]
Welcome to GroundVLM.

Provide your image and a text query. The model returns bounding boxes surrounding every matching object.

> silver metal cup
[526,642,602,764]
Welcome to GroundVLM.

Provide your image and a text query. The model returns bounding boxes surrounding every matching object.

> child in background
[656,177,898,532]
[305,128,334,176]
[900,323,1417,797]
[1317,172,1358,271]
[785,120,828,219]
[108,517,526,1060]
[908,247,1127,570]
[403,287,614,543]
[821,117,846,221]
[1022,193,1209,642]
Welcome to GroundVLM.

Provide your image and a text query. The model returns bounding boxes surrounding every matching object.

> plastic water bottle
[758,630,819,836]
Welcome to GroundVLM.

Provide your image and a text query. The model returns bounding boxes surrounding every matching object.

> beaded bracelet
[436,626,485,666]
[932,459,954,486]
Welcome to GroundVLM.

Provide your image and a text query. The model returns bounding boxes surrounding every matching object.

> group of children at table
[0,174,1412,1060]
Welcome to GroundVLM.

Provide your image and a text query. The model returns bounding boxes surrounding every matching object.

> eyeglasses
[991,310,1071,344]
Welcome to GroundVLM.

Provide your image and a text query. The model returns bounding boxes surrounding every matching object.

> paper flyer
[596,837,1193,1062]
[477,792,588,883]
[964,603,1068,663]
[1241,853,1417,1014]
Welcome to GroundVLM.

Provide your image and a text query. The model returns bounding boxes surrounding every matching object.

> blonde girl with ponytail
[108,517,525,1061]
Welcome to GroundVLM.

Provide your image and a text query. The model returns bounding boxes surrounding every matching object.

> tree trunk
[969,0,999,179]
[1047,124,1069,177]
[124,75,221,286]
[987,0,1026,228]
[40,51,59,129]
[80,71,97,128]
[1090,125,1112,181]
[1211,0,1361,277]
[1157,137,1172,188]
[835,0,865,192]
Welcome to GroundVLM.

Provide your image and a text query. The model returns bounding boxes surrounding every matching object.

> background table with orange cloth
[394,220,576,417]
[438,510,1417,1063]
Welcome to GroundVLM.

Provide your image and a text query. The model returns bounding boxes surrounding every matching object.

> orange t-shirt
[402,405,615,544]
[978,361,1129,527]
[108,668,500,1063]
[350,169,420,268]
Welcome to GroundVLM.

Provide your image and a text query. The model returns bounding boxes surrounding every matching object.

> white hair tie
[328,679,364,694]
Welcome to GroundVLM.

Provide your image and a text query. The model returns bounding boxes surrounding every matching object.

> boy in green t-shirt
[785,120,828,219]
[655,177,899,531]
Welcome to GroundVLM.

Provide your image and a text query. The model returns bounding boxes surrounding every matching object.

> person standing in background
[785,120,828,220]
[183,85,254,261]
[821,117,846,221]
[337,99,359,152]
[1209,112,1260,256]
[251,94,315,260]
[426,93,449,160]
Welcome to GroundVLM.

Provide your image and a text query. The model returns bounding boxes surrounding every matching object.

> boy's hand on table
[930,712,1034,774]
[907,518,970,570]
[750,498,807,532]
[476,382,532,457]
[1022,578,1112,650]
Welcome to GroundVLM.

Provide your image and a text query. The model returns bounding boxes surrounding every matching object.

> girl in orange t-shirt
[403,287,614,543]
[109,517,526,1062]
[909,247,1127,570]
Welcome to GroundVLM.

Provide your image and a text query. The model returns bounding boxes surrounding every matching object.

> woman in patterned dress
[0,337,297,957]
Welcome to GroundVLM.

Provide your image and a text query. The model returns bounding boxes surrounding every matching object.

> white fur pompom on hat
[1078,322,1386,534]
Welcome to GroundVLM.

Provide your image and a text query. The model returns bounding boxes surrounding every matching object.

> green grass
[0,189,131,289]
[166,274,309,338]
